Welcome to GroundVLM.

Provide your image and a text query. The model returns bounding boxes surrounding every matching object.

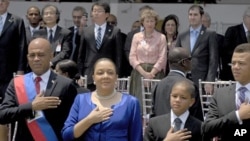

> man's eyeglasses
[177,57,192,64]
[107,21,117,26]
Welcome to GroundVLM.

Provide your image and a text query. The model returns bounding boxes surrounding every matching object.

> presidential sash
[14,73,58,141]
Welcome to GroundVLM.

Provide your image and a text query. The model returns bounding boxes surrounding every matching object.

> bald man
[0,38,77,141]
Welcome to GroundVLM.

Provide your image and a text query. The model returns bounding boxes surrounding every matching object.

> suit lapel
[54,26,62,42]
[89,25,98,52]
[1,13,14,36]
[45,71,57,96]
[240,24,248,43]
[100,24,113,49]
[192,26,206,54]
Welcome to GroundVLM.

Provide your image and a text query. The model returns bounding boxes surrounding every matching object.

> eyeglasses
[177,57,192,64]
[107,21,117,26]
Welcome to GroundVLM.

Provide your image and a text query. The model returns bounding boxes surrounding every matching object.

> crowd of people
[0,0,250,140]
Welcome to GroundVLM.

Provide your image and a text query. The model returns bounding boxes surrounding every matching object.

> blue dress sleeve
[128,96,143,141]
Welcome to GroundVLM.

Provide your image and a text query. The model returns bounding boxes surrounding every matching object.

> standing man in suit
[151,47,203,121]
[78,2,122,91]
[176,5,218,94]
[0,38,77,141]
[0,0,27,138]
[107,14,129,77]
[202,12,224,80]
[33,4,72,69]
[25,6,42,45]
[69,6,87,63]
[222,7,250,81]
[144,80,202,141]
[202,43,250,140]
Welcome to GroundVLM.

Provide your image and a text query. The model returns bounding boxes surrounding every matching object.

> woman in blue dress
[62,58,142,141]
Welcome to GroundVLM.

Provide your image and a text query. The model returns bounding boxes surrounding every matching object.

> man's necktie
[173,117,182,132]
[70,27,78,59]
[247,31,250,43]
[96,27,102,49]
[190,30,199,52]
[49,29,53,43]
[35,77,42,94]
[237,87,247,109]
[0,16,3,35]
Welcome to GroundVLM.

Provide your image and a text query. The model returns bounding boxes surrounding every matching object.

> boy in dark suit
[144,80,202,141]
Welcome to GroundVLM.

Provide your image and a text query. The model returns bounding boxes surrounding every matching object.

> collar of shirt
[169,69,186,77]
[95,22,107,38]
[0,12,8,24]
[32,69,51,92]
[171,110,189,129]
[243,22,250,34]
[29,25,40,33]
[46,25,57,37]
[190,25,202,33]
[235,82,250,103]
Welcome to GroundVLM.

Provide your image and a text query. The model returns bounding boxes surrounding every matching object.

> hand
[32,91,61,110]
[163,127,192,141]
[87,107,113,124]
[77,79,85,87]
[238,101,250,120]
[204,83,214,94]
[143,72,154,79]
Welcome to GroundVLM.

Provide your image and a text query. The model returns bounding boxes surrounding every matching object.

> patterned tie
[49,29,53,43]
[237,87,248,109]
[190,30,199,52]
[70,27,78,59]
[173,118,182,132]
[35,77,42,94]
[96,27,102,49]
[247,31,250,43]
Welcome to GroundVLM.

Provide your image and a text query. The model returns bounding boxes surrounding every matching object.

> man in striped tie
[203,43,250,141]
[78,2,122,91]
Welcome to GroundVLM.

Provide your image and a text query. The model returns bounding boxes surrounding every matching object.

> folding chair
[141,77,160,133]
[116,77,130,93]
[198,79,236,120]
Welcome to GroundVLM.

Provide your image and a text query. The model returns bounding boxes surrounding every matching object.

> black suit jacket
[0,13,27,81]
[222,24,248,81]
[68,26,81,63]
[144,113,202,141]
[33,26,72,67]
[202,84,250,140]
[151,71,203,121]
[0,13,27,101]
[78,24,122,84]
[0,71,77,141]
[176,25,218,86]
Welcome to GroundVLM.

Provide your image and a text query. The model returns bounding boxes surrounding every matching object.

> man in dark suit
[107,14,129,77]
[33,4,72,69]
[68,6,87,63]
[25,6,42,45]
[78,2,122,91]
[151,47,203,121]
[0,38,77,141]
[202,43,250,141]
[0,0,27,138]
[144,80,202,141]
[221,7,250,81]
[176,5,218,94]
[202,12,224,79]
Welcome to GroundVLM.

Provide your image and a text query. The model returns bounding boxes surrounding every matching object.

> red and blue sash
[14,73,58,141]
